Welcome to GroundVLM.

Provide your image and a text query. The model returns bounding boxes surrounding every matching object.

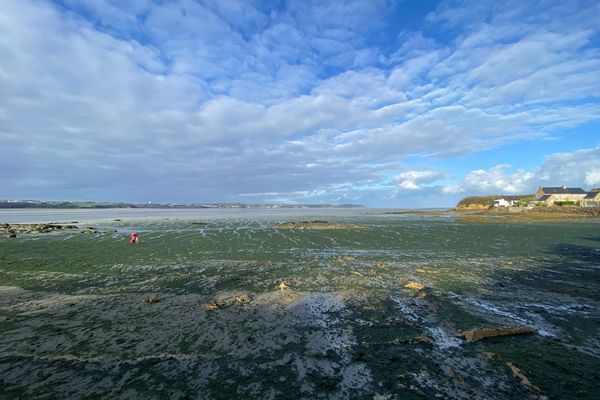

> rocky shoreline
[1,223,98,237]
[454,206,600,222]
[526,206,600,216]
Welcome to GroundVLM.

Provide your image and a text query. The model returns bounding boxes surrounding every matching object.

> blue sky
[1,0,599,207]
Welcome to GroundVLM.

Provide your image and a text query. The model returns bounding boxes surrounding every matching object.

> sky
[1,0,599,207]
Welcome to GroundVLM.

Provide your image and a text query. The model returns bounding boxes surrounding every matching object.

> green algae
[0,215,599,399]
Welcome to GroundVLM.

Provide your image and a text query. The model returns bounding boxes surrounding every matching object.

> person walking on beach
[129,232,139,243]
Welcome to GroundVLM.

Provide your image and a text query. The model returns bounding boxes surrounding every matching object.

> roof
[537,195,551,201]
[585,192,600,199]
[539,186,587,195]
[494,196,519,202]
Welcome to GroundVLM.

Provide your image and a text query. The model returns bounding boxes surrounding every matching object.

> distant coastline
[454,186,600,210]
[0,200,365,209]
[452,187,600,221]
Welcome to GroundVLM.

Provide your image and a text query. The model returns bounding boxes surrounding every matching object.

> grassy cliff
[454,196,499,210]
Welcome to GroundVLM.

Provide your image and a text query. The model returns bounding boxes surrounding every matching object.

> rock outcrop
[393,335,433,345]
[203,294,251,311]
[1,223,78,236]
[454,203,491,211]
[144,296,161,304]
[404,281,424,290]
[454,196,498,211]
[459,326,538,342]
[506,362,547,399]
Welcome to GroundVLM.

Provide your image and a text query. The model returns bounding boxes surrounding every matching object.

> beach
[1,209,599,399]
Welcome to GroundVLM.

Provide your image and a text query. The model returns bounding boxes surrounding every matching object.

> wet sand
[1,212,599,399]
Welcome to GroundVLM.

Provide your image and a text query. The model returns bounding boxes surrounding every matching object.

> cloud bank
[0,0,599,206]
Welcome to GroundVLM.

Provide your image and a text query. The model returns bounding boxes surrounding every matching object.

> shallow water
[0,210,599,399]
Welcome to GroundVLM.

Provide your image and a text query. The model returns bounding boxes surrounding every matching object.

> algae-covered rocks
[0,223,78,235]
[203,293,251,310]
[277,281,289,290]
[393,335,433,345]
[506,362,547,398]
[404,281,424,290]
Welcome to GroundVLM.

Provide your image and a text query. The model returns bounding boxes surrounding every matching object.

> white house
[493,196,520,207]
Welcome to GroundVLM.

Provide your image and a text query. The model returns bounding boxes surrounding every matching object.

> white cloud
[442,185,463,195]
[463,165,534,194]
[458,145,600,194]
[537,145,600,186]
[0,0,599,206]
[395,170,446,192]
[585,170,600,186]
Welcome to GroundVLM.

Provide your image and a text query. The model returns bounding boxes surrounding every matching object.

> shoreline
[0,207,447,225]
[1,207,599,226]
[452,206,600,222]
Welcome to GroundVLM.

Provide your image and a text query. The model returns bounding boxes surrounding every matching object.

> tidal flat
[0,210,599,399]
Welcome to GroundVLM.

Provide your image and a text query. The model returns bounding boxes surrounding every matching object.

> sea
[0,208,598,399]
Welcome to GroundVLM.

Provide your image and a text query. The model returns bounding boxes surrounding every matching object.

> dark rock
[393,335,433,345]
[144,296,161,304]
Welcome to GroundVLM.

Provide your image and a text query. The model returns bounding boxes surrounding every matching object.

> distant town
[0,200,365,209]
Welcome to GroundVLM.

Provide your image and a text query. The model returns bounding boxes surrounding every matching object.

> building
[532,186,588,206]
[493,196,521,207]
[582,191,600,207]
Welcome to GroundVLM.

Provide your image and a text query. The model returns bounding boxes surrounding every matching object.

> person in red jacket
[129,232,139,243]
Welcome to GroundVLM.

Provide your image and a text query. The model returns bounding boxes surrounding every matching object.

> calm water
[0,207,411,223]
[0,209,599,399]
